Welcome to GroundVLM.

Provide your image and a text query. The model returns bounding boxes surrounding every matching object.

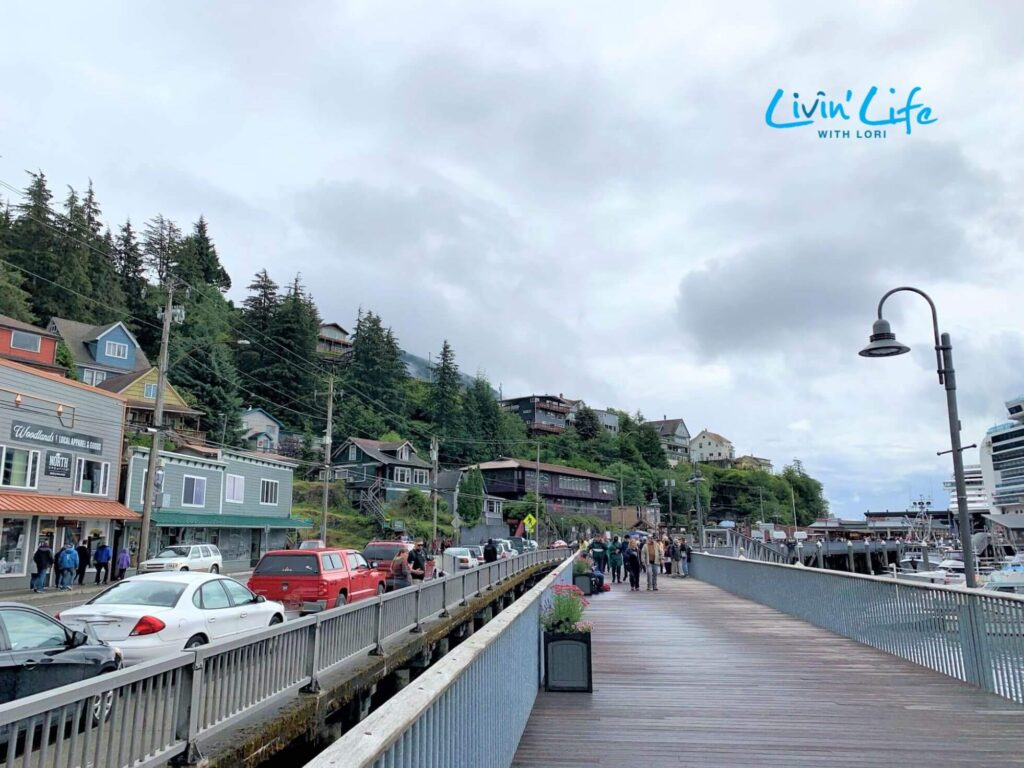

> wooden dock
[513,575,1024,767]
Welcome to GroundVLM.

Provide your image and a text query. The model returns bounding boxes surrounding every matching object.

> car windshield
[155,547,190,559]
[445,548,471,556]
[255,554,320,575]
[90,580,186,607]
[363,544,404,562]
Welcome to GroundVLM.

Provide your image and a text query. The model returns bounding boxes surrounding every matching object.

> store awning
[984,513,1024,530]
[0,493,140,520]
[151,511,314,529]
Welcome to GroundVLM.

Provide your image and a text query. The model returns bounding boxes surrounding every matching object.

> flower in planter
[574,621,593,633]
[542,583,590,634]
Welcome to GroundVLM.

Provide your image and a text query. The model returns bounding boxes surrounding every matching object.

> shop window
[183,476,207,507]
[0,517,27,576]
[74,458,109,496]
[0,447,40,489]
[225,474,244,504]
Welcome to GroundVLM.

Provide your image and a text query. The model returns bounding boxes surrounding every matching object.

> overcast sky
[2,1,1022,517]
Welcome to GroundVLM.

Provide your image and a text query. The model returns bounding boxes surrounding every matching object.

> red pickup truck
[248,548,386,611]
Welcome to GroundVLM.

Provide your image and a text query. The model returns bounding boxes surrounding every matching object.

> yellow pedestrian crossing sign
[522,513,537,533]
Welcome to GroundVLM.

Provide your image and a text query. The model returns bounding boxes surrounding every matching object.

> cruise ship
[980,396,1024,551]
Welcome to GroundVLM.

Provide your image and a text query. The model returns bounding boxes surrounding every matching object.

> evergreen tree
[0,261,36,322]
[8,173,62,322]
[78,180,126,322]
[458,467,485,528]
[428,340,462,439]
[142,214,183,284]
[574,405,602,441]
[51,187,94,321]
[179,217,231,291]
[241,269,279,336]
[344,311,407,430]
[636,422,668,469]
[56,340,77,379]
[259,277,321,430]
[112,220,154,349]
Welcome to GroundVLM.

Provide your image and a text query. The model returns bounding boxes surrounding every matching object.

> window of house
[74,458,109,496]
[0,447,40,489]
[143,383,158,399]
[225,474,244,503]
[260,479,279,505]
[398,446,409,461]
[393,467,411,484]
[348,444,357,461]
[9,331,41,353]
[105,340,129,359]
[182,475,207,507]
[413,469,429,485]
[0,517,27,576]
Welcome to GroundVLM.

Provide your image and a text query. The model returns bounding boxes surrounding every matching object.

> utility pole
[689,461,704,550]
[138,283,176,570]
[535,442,541,545]
[430,436,439,545]
[790,484,798,530]
[663,478,675,531]
[320,374,334,544]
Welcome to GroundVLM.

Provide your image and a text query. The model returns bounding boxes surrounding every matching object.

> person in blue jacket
[94,541,113,584]
[57,543,79,591]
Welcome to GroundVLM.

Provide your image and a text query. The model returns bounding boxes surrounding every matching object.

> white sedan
[138,544,223,573]
[59,573,285,665]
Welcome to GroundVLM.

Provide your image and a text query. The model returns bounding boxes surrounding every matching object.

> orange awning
[0,493,140,520]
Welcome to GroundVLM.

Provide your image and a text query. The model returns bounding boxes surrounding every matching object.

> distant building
[437,469,507,542]
[942,464,989,514]
[644,417,690,466]
[0,314,64,374]
[500,394,573,435]
[691,429,735,465]
[241,407,287,453]
[471,457,617,521]
[97,368,205,443]
[734,455,773,473]
[567,401,620,434]
[331,438,433,520]
[48,318,150,386]
[317,322,352,359]
[981,396,1024,543]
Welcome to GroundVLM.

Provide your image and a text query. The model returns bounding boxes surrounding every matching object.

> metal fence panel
[691,553,1024,704]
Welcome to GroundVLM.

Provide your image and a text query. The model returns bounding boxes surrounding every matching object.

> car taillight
[54,612,60,620]
[129,615,166,636]
[318,581,328,596]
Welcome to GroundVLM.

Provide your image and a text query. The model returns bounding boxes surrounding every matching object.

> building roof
[436,469,463,492]
[319,322,350,336]
[152,511,313,529]
[0,357,127,400]
[696,429,731,444]
[339,437,432,469]
[242,407,285,427]
[97,369,203,415]
[984,513,1024,530]
[735,455,771,463]
[645,418,688,437]
[0,314,59,338]
[470,457,615,482]
[0,493,139,520]
[48,317,150,372]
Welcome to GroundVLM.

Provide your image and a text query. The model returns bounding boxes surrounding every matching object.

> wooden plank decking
[513,575,1024,767]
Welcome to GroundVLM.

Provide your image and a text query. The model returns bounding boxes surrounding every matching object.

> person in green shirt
[608,536,624,583]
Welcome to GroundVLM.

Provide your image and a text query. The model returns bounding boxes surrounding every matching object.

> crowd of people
[31,538,131,593]
[576,533,693,593]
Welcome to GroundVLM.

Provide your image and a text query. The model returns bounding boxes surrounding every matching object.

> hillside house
[48,318,150,386]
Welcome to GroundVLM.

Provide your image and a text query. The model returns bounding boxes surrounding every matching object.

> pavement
[6,568,255,616]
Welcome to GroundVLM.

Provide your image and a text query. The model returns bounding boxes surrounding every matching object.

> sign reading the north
[11,422,103,454]
[765,87,937,139]
[522,513,537,533]
[44,450,73,478]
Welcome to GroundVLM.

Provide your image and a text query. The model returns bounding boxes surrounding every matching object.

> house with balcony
[471,457,618,522]
[330,438,433,523]
[317,322,352,360]
[97,368,204,443]
[0,315,65,375]
[48,317,150,386]
[691,429,735,466]
[0,357,139,592]
[500,394,574,435]
[645,417,691,466]
[124,444,308,570]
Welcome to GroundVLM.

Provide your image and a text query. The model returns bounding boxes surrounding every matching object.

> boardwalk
[513,575,1024,767]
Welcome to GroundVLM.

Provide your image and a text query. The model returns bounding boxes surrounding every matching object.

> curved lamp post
[859,286,978,587]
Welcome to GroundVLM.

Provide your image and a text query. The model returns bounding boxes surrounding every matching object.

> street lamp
[859,286,978,587]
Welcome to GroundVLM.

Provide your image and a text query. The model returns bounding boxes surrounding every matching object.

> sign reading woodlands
[11,421,104,454]
[765,86,937,140]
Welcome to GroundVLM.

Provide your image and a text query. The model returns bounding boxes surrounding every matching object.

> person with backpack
[608,536,624,584]
[31,541,53,592]
[93,541,113,584]
[589,534,608,574]
[75,539,91,585]
[483,539,499,563]
[57,542,79,590]
[624,538,642,592]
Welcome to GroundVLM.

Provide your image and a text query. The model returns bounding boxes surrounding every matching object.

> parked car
[465,545,485,565]
[138,544,223,573]
[59,573,284,666]
[495,540,514,559]
[362,540,436,590]
[508,537,527,553]
[552,540,569,548]
[248,549,386,611]
[0,602,122,703]
[297,540,325,550]
[443,547,476,571]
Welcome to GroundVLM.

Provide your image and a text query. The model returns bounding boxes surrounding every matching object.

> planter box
[544,631,593,692]
[573,574,593,595]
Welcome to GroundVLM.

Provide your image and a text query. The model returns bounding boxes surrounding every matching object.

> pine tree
[344,311,407,430]
[458,467,485,528]
[112,220,154,345]
[0,262,36,322]
[179,217,231,291]
[51,187,94,321]
[574,405,602,441]
[142,215,183,284]
[428,340,462,439]
[241,269,279,338]
[8,172,61,322]
[636,422,668,469]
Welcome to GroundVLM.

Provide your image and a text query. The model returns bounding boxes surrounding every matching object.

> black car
[0,602,122,705]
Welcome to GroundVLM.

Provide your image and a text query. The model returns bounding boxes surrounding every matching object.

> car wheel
[209,564,219,574]
[184,634,207,650]
[90,690,115,725]
[180,567,189,572]
[376,583,386,596]
[269,614,283,626]
[335,592,347,608]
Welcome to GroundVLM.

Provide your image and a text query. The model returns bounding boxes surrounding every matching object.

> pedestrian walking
[641,537,663,591]
[408,539,427,581]
[625,538,642,592]
[666,537,679,576]
[391,548,413,589]
[57,542,79,590]
[590,535,608,574]
[609,536,624,583]
[115,548,131,580]
[682,537,692,577]
[483,539,499,563]
[31,541,53,592]
[75,539,91,585]
[93,541,112,584]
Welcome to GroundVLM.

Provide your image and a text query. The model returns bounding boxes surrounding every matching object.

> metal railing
[692,553,1024,704]
[304,554,576,768]
[0,549,570,768]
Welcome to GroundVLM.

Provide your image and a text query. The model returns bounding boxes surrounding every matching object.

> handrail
[0,548,570,767]
[692,553,1024,704]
